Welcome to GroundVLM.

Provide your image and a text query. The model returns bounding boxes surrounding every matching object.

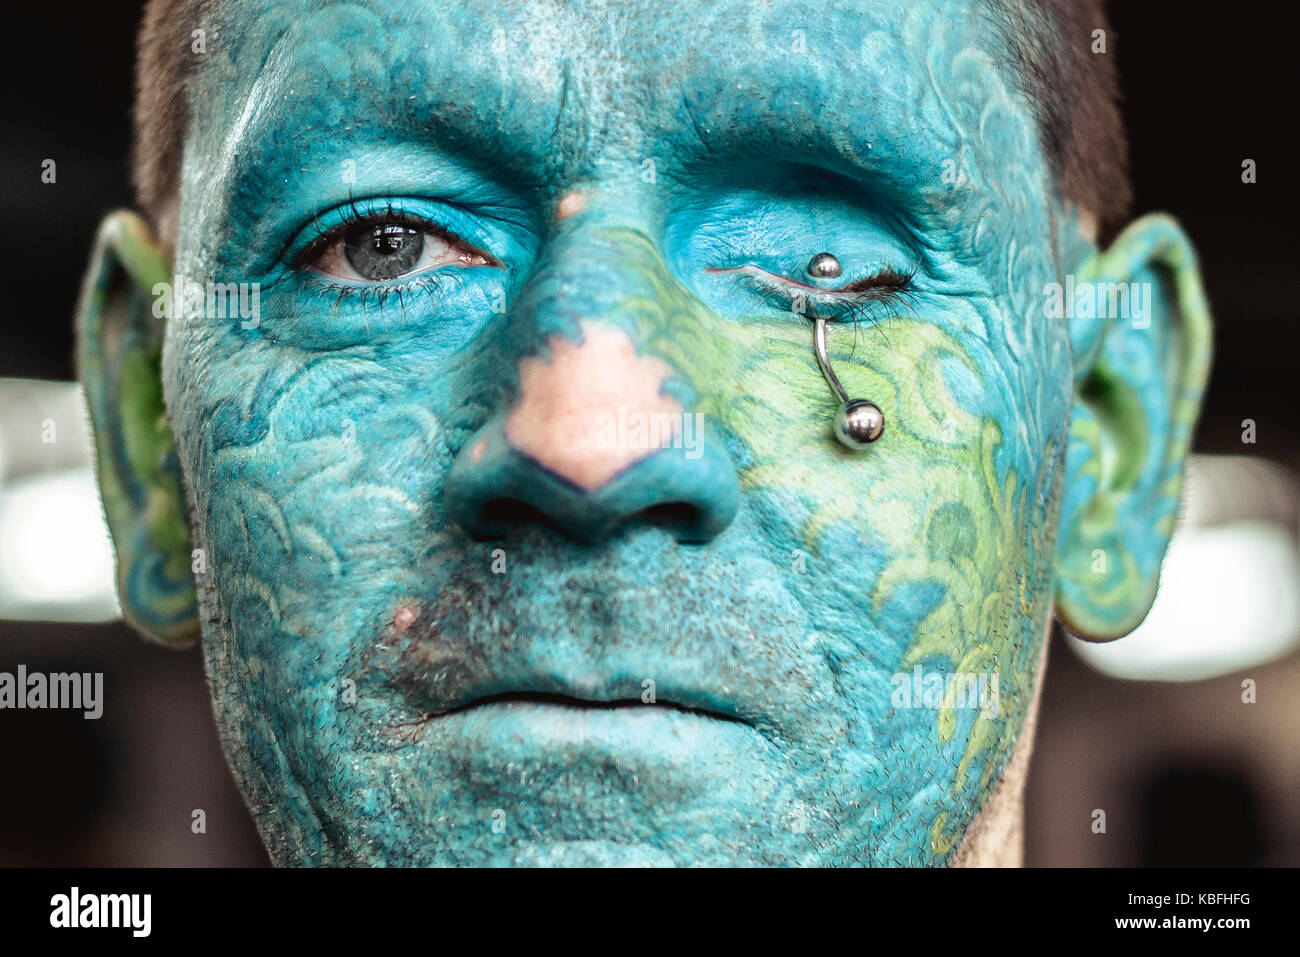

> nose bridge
[515,218,676,345]
[444,218,740,544]
[511,218,690,475]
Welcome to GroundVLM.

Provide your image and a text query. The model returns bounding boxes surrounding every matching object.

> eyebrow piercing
[807,254,885,449]
[807,251,842,279]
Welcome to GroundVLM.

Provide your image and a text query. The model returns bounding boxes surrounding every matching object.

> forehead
[190,0,1036,210]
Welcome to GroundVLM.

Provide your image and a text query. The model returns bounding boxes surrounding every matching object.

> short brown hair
[987,0,1132,244]
[132,0,210,249]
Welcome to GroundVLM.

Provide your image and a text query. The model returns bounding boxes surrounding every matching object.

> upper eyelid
[286,201,402,267]
[287,200,499,270]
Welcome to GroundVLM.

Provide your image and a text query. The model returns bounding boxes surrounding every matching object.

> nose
[445,229,739,545]
[446,320,738,544]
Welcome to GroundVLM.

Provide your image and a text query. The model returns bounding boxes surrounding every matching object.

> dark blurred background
[0,2,1295,866]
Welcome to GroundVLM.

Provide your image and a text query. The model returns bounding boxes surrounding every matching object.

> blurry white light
[0,468,120,621]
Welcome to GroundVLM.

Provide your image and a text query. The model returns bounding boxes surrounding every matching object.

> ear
[1054,214,1213,641]
[77,210,199,646]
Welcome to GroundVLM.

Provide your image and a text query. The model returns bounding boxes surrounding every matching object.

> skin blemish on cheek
[470,439,487,463]
[505,321,680,491]
[555,190,587,221]
[392,605,418,635]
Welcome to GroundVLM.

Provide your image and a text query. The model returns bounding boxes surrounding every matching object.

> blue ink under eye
[303,269,466,316]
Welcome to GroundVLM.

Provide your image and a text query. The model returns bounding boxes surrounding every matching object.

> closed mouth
[430,690,750,726]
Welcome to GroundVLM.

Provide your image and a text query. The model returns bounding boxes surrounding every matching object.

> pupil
[374,224,412,254]
[343,223,424,280]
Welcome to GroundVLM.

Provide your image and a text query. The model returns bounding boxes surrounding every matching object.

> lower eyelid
[301,269,461,307]
[727,271,847,310]
[709,264,888,296]
[307,263,453,289]
[720,271,914,326]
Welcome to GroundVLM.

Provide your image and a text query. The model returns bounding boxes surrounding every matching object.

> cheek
[702,305,1062,686]
[723,308,1062,806]
[169,336,467,654]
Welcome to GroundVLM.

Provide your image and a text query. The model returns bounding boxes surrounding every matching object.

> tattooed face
[112,0,1195,866]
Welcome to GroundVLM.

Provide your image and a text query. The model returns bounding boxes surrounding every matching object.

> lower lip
[421,698,760,753]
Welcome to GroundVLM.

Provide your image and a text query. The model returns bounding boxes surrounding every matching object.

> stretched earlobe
[1053,214,1213,641]
[77,210,199,645]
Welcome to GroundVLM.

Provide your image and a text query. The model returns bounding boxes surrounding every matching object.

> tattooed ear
[1053,214,1213,641]
[77,211,199,645]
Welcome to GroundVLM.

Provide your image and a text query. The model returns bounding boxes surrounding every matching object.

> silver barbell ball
[833,398,885,449]
[807,252,841,279]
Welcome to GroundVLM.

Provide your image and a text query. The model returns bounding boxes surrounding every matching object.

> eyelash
[728,264,919,327]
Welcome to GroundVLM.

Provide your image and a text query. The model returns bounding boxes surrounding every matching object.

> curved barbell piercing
[807,254,884,449]
[813,316,885,448]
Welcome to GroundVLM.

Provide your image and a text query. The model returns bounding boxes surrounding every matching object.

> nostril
[482,498,545,525]
[635,502,704,540]
[475,498,570,539]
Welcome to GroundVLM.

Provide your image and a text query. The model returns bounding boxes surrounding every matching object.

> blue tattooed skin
[78,0,1212,865]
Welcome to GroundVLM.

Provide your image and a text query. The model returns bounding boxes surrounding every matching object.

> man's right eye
[303,217,497,284]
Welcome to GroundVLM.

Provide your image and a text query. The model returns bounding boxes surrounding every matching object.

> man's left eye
[306,220,496,282]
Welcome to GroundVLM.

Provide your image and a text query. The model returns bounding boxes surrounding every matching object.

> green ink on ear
[1055,214,1214,640]
[78,211,198,645]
